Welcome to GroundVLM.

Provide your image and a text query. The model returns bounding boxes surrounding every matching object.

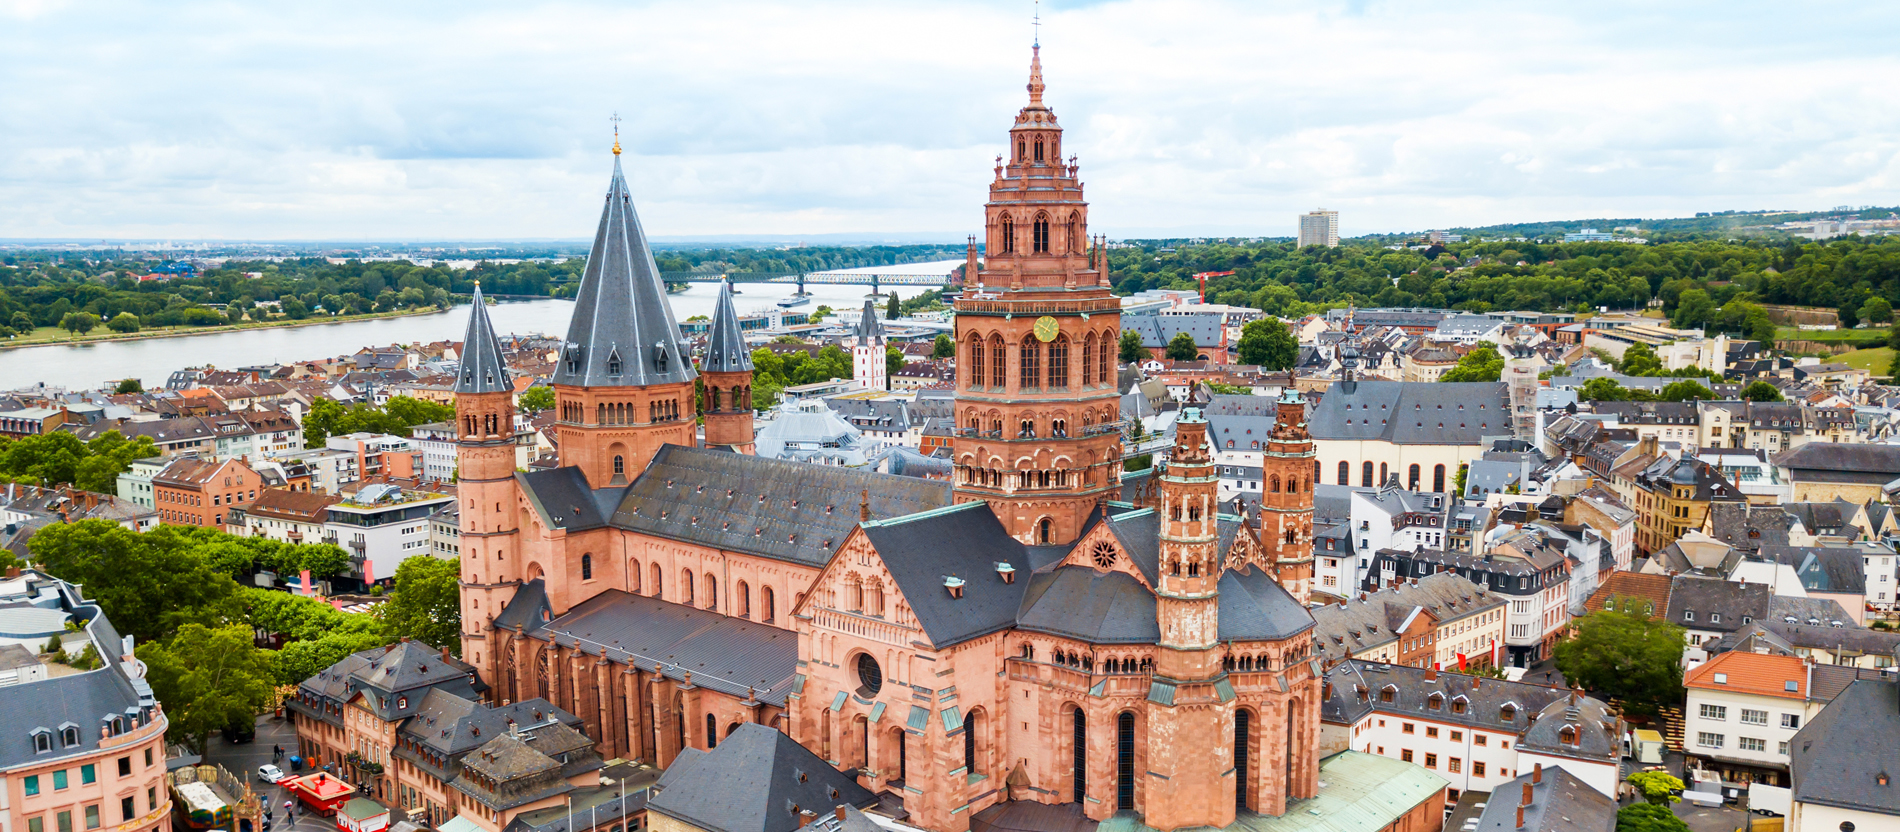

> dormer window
[653,342,669,373]
[31,730,51,753]
[606,348,623,376]
[60,726,80,747]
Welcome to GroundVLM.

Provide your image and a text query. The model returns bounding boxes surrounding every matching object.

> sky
[4,0,1900,242]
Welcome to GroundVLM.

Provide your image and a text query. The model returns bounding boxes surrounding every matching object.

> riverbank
[0,306,444,353]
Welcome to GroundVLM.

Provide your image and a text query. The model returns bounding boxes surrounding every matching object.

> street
[201,714,341,832]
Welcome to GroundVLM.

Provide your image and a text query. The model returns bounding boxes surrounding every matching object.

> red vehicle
[280,773,355,817]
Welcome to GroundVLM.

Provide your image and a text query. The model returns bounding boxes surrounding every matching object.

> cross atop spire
[1033,0,1041,47]
[610,112,622,156]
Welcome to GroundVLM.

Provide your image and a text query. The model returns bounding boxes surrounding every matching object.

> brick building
[151,456,262,527]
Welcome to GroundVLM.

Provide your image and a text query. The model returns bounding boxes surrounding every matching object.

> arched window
[1559,726,1578,745]
[1338,461,1350,485]
[1433,464,1446,493]
[1500,704,1517,722]
[61,727,79,747]
[680,569,694,605]
[1082,333,1097,386]
[1269,474,1280,493]
[1116,712,1136,810]
[1072,707,1087,802]
[1362,461,1375,488]
[737,581,751,618]
[650,563,663,597]
[968,335,986,388]
[1428,693,1443,710]
[1001,216,1016,254]
[964,709,983,776]
[1408,464,1421,491]
[1017,140,1026,162]
[1033,213,1050,253]
[991,335,1007,388]
[1234,709,1252,811]
[580,554,592,581]
[1067,212,1081,253]
[1099,329,1113,381]
[762,586,776,624]
[628,559,641,592]
[705,574,718,610]
[1039,517,1053,545]
[1020,339,1041,390]
[32,731,50,753]
[1049,335,1069,389]
[1034,138,1044,161]
[706,714,718,750]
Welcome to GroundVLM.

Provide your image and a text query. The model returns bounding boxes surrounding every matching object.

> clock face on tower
[1033,315,1059,342]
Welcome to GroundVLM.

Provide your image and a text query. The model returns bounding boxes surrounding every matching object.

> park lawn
[1774,325,1891,343]
[1838,347,1894,373]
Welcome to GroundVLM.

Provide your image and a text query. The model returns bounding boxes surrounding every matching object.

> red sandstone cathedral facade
[455,48,1326,832]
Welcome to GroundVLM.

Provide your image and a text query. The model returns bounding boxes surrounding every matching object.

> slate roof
[1207,413,1279,452]
[553,154,694,389]
[858,502,1032,649]
[0,581,154,771]
[1762,620,1900,656]
[1762,545,1869,594]
[1806,664,1892,704]
[1518,693,1622,763]
[1126,312,1225,350]
[395,692,582,783]
[648,723,875,832]
[1473,766,1615,832]
[1320,659,1573,737]
[453,721,603,811]
[703,281,755,373]
[1665,576,1771,633]
[293,640,486,724]
[531,589,798,705]
[1308,380,1509,445]
[1704,502,1795,552]
[1310,573,1504,663]
[611,445,952,567]
[850,298,884,345]
[456,285,513,395]
[1790,677,1900,816]
[1776,442,1900,484]
[517,467,622,532]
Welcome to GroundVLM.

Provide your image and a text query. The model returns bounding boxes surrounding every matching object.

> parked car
[258,764,285,784]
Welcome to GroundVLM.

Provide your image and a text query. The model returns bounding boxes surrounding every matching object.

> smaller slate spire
[854,297,885,345]
[455,283,512,394]
[704,280,753,372]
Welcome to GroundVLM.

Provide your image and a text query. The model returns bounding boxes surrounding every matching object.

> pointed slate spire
[704,280,753,373]
[854,297,885,345]
[553,153,695,388]
[455,283,512,394]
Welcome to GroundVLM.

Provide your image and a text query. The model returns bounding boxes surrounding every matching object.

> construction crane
[1192,271,1235,304]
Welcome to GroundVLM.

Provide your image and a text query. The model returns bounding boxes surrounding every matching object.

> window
[84,806,99,831]
[1400,749,1413,762]
[1448,757,1461,773]
[120,798,134,823]
[1740,709,1768,726]
[57,811,71,832]
[1426,727,1439,739]
[1402,723,1415,734]
[1499,705,1515,722]
[1450,731,1462,741]
[27,818,42,832]
[1739,737,1766,752]
[81,764,95,784]
[1778,741,1789,757]
[1697,732,1725,749]
[1781,713,1801,730]
[1473,761,1486,777]
[1424,753,1437,769]
[1699,704,1727,721]
[24,775,38,796]
[581,554,593,581]
[53,770,67,790]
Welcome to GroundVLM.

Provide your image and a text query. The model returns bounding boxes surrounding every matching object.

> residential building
[1309,573,1507,670]
[1788,677,1900,832]
[1320,660,1620,803]
[151,455,262,528]
[228,488,341,547]
[0,407,68,439]
[1366,537,1569,667]
[1628,452,1745,555]
[326,433,424,483]
[1470,766,1615,832]
[115,457,165,510]
[0,570,172,832]
[1299,209,1339,248]
[1667,575,1771,665]
[1682,650,1810,787]
[428,503,460,560]
[1776,443,1900,503]
[323,482,455,584]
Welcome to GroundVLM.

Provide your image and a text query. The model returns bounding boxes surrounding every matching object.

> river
[1,278,944,392]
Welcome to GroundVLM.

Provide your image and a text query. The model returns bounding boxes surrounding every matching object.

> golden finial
[610,112,622,156]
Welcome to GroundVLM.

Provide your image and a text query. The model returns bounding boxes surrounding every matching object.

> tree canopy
[1119,330,1146,363]
[1237,318,1298,370]
[1440,341,1504,382]
[1741,380,1784,402]
[516,385,554,413]
[138,624,278,753]
[1626,771,1685,806]
[303,395,455,446]
[1615,803,1688,832]
[0,429,159,492]
[376,556,462,653]
[1552,610,1686,716]
[1164,332,1199,361]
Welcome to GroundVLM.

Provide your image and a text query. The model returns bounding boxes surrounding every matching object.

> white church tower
[848,297,887,391]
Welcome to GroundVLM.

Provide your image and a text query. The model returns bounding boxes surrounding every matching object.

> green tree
[114,378,143,394]
[1626,771,1686,806]
[517,385,555,413]
[377,556,462,652]
[275,630,388,686]
[885,346,904,384]
[1740,380,1782,402]
[1441,342,1505,383]
[9,311,32,332]
[1618,342,1662,376]
[1840,301,1862,329]
[1656,379,1716,401]
[1615,803,1688,832]
[1672,289,1716,330]
[59,311,96,335]
[382,395,455,428]
[885,293,901,321]
[106,312,141,333]
[137,624,277,753]
[28,521,243,644]
[1236,318,1298,370]
[1864,297,1894,325]
[1164,332,1199,361]
[1119,330,1146,363]
[1552,610,1686,717]
[931,334,955,360]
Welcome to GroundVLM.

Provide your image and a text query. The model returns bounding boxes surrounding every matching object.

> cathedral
[454,47,1336,832]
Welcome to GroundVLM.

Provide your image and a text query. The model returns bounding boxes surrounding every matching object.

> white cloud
[1,0,1896,239]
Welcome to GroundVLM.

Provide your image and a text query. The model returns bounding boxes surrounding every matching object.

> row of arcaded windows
[965,329,1114,392]
[1336,461,1450,492]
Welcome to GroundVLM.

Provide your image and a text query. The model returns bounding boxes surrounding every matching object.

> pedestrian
[285,800,293,816]
[1544,671,1552,684]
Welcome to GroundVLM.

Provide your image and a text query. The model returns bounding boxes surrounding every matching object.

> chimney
[1425,666,1437,682]
[441,645,452,661]
[798,811,817,826]
[1533,762,1543,784]
[1515,805,1525,829]
[1521,781,1534,805]
[834,806,848,822]
[859,489,870,522]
